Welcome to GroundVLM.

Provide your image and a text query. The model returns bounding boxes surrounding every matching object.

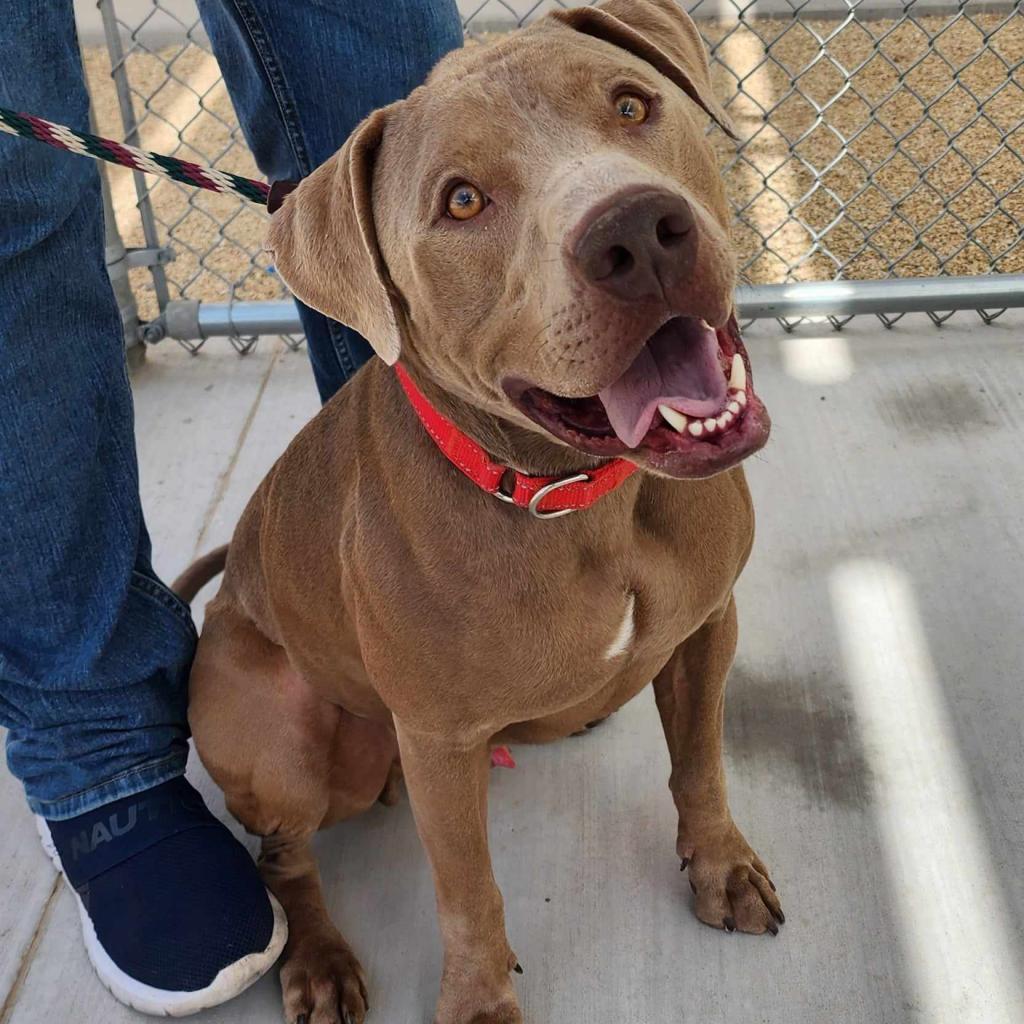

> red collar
[394,364,637,519]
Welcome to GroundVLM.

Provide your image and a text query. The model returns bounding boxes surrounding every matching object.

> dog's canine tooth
[658,404,688,432]
[729,353,746,392]
[688,420,704,437]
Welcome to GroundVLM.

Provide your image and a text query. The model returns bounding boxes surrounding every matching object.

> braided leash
[0,105,271,206]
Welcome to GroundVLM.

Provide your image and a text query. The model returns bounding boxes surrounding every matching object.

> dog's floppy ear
[266,107,403,365]
[553,0,737,140]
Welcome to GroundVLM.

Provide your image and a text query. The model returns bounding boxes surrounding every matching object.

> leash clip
[266,178,300,213]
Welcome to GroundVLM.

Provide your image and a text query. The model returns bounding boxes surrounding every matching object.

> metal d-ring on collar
[494,472,591,519]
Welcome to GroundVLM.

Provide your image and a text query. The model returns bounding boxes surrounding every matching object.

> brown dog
[178,2,780,1021]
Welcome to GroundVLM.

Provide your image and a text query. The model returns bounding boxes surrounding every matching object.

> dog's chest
[327,469,753,731]
[494,511,743,713]
[480,524,740,740]
[586,539,729,665]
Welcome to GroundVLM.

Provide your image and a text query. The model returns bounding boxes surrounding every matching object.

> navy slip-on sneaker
[37,777,287,1017]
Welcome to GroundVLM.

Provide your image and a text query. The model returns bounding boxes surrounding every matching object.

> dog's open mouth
[507,314,770,478]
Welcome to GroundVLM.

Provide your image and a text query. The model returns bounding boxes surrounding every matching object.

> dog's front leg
[652,595,785,936]
[260,833,369,1024]
[396,721,521,1024]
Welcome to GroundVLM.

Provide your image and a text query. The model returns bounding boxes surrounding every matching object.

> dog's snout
[571,189,696,301]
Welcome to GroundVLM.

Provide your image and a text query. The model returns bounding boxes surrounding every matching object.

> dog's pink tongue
[598,319,726,448]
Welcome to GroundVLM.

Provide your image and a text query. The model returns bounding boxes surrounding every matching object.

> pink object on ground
[490,746,516,769]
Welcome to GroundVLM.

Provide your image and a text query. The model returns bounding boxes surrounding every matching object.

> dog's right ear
[554,0,736,141]
[266,107,403,365]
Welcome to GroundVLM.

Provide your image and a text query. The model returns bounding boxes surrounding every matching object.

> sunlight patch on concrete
[780,334,854,385]
[830,559,1024,1024]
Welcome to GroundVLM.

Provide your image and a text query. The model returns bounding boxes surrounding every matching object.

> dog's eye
[615,93,650,125]
[446,182,486,221]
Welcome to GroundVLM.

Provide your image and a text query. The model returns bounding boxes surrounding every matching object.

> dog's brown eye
[446,182,486,220]
[615,92,650,124]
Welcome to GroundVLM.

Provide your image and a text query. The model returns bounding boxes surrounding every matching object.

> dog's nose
[571,189,696,301]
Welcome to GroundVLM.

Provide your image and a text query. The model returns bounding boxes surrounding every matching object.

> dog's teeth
[700,318,714,331]
[728,400,741,415]
[688,421,704,438]
[658,404,688,432]
[703,418,717,432]
[718,412,733,429]
[729,353,746,392]
[734,389,747,407]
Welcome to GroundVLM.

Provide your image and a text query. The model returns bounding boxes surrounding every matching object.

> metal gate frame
[92,0,1024,347]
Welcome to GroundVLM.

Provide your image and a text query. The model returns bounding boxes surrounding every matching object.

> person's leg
[197,0,463,402]
[0,0,191,825]
[0,3,285,1010]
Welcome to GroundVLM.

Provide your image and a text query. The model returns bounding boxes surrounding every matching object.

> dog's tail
[171,544,229,604]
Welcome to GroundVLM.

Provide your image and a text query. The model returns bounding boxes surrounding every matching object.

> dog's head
[268,0,769,479]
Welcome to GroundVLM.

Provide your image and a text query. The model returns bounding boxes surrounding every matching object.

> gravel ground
[80,9,1024,319]
[705,11,1024,283]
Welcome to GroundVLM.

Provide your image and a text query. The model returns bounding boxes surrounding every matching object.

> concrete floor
[1,311,1023,1024]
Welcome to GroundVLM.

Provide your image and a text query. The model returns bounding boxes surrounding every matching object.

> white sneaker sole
[36,816,288,1017]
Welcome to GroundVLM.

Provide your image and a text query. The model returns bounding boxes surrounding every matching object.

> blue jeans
[0,0,461,819]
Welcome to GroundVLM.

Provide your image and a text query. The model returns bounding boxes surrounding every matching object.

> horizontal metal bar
[162,299,301,341]
[124,246,175,270]
[737,275,1024,319]
[159,275,1024,342]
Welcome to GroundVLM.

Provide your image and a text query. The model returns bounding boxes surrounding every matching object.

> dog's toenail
[297,1016,308,1024]
[767,921,779,936]
[514,962,524,974]
[689,880,697,893]
[724,916,736,932]
[773,908,785,924]
[680,857,690,870]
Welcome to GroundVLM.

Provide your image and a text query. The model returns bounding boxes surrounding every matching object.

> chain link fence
[81,0,1024,347]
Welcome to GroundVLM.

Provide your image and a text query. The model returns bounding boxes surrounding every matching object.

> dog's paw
[679,822,784,936]
[436,1003,522,1024]
[280,934,369,1024]
[434,956,522,1024]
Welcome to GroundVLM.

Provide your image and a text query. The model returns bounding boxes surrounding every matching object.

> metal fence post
[98,157,146,367]
[97,0,171,323]
[83,49,145,366]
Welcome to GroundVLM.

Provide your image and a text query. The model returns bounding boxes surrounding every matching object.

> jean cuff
[28,751,188,821]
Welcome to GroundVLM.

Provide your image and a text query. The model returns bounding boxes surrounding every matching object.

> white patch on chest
[604,592,636,661]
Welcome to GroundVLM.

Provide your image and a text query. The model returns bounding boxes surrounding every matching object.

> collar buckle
[529,473,591,519]
[493,472,589,518]
[529,473,589,519]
